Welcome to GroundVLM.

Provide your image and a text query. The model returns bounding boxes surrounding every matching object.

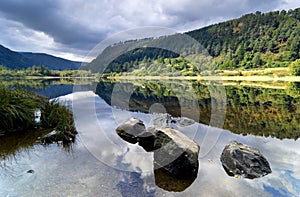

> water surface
[0,79,299,196]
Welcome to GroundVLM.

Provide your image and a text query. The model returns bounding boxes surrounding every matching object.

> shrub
[289,59,300,76]
[0,87,43,132]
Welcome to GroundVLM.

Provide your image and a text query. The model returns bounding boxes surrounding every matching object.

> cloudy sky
[0,0,299,62]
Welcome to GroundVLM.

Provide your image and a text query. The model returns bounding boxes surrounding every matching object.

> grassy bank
[106,66,300,82]
[0,86,77,143]
[0,65,101,79]
[109,74,300,82]
[211,67,290,76]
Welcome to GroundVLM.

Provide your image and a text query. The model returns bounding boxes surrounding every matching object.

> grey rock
[27,169,34,174]
[220,141,272,179]
[115,118,200,180]
[174,117,195,127]
[140,127,199,179]
[41,130,76,144]
[115,117,146,144]
[152,114,195,127]
[137,130,156,152]
[41,130,59,144]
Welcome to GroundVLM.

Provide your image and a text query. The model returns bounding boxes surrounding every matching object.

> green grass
[0,87,42,131]
[0,86,76,142]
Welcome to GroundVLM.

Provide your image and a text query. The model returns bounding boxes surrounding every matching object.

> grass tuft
[0,86,76,143]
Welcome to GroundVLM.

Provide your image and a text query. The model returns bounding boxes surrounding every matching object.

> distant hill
[0,44,81,70]
[86,7,300,73]
[0,45,31,69]
[20,52,82,70]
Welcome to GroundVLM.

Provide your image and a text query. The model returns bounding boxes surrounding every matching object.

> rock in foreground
[220,141,272,179]
[116,118,199,181]
[143,127,199,179]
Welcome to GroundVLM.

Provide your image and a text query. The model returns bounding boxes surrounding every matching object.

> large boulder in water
[116,118,200,180]
[220,141,272,179]
[139,127,199,179]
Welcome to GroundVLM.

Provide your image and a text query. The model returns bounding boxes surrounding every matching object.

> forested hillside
[187,8,300,69]
[86,8,300,75]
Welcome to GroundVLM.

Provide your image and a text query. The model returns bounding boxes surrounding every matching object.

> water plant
[0,86,76,142]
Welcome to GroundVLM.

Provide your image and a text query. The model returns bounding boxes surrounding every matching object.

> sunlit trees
[289,59,300,76]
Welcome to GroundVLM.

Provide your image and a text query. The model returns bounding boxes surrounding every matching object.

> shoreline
[108,75,300,82]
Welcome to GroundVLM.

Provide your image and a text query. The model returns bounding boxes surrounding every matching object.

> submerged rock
[27,169,34,174]
[220,141,272,179]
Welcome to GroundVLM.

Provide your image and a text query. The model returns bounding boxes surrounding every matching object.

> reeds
[0,86,76,142]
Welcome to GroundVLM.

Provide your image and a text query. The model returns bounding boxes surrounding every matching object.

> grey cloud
[159,0,285,29]
[0,0,104,50]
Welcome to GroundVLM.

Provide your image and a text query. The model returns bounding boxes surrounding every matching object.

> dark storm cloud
[158,0,285,30]
[0,0,104,50]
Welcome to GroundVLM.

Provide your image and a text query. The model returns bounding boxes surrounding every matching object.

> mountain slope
[86,7,300,73]
[0,45,81,70]
[187,8,300,68]
[0,45,31,69]
[20,52,81,70]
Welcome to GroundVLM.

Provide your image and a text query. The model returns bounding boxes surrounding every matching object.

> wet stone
[220,141,272,179]
[116,118,200,181]
[115,117,146,144]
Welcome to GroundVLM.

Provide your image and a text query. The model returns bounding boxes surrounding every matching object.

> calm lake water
[0,79,299,196]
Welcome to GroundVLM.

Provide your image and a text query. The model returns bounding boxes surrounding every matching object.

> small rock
[152,115,195,127]
[220,141,272,179]
[27,169,34,174]
[115,117,146,144]
[41,130,77,144]
[174,117,195,127]
[41,131,59,144]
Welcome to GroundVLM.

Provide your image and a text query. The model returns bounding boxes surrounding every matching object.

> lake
[0,79,299,196]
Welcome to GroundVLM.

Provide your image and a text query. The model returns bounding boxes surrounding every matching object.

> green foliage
[101,47,179,74]
[0,86,76,140]
[289,59,300,76]
[187,8,300,70]
[41,100,76,137]
[0,65,86,78]
[287,82,300,98]
[0,87,42,131]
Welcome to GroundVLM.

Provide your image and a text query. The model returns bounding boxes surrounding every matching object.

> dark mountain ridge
[0,44,81,70]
